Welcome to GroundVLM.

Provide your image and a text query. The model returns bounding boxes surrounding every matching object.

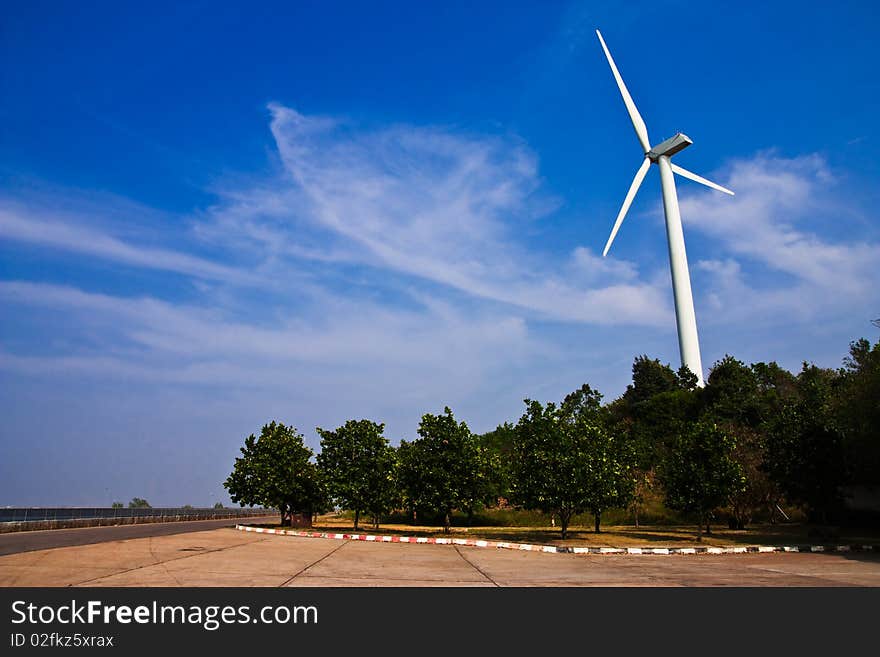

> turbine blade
[596,29,651,153]
[603,157,651,257]
[670,163,735,195]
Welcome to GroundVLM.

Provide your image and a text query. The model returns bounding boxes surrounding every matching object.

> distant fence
[0,507,273,523]
[0,507,276,533]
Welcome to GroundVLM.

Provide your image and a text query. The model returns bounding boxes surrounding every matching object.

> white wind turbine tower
[596,29,734,388]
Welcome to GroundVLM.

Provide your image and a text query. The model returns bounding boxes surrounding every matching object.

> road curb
[235,524,879,556]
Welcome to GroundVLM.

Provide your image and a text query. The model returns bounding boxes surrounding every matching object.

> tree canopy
[404,407,484,532]
[513,391,634,538]
[224,421,326,526]
[836,338,880,486]
[660,421,745,541]
[765,365,848,523]
[316,419,397,530]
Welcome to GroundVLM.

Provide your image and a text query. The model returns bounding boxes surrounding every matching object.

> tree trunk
[560,510,570,540]
[353,509,360,530]
[696,511,703,542]
[705,518,711,535]
[444,510,451,534]
[634,507,639,529]
[594,511,601,534]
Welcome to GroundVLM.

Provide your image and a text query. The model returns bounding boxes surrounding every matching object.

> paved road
[2,525,880,586]
[0,516,277,556]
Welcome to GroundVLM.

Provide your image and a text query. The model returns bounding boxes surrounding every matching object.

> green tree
[213,502,225,510]
[128,497,151,508]
[675,365,700,391]
[316,419,398,530]
[513,399,575,538]
[513,392,634,539]
[612,357,700,471]
[721,425,780,529]
[561,384,635,533]
[575,414,635,533]
[703,357,781,528]
[458,441,497,524]
[751,361,799,421]
[560,383,604,419]
[660,421,745,541]
[396,438,430,524]
[703,356,761,427]
[765,365,848,523]
[475,422,516,505]
[408,407,482,533]
[835,338,880,485]
[622,355,681,404]
[224,421,326,526]
[111,502,123,509]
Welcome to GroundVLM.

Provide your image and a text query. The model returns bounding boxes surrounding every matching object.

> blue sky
[1,1,878,506]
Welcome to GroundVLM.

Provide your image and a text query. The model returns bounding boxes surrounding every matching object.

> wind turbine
[596,29,734,388]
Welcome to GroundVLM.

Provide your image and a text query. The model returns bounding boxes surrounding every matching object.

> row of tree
[224,335,879,539]
[109,499,226,509]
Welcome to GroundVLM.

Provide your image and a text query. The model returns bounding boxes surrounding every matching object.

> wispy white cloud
[570,246,640,282]
[680,152,880,325]
[695,258,816,325]
[0,204,252,284]
[197,104,668,325]
[0,279,536,385]
[1,106,667,327]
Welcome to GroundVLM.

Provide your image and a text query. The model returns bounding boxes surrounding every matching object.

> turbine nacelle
[647,133,692,161]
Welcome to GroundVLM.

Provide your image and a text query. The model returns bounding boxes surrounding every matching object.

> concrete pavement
[2,526,880,587]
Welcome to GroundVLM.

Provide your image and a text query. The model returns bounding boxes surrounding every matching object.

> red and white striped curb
[236,524,878,556]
